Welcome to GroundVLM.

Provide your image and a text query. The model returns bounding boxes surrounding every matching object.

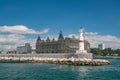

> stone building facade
[16,43,32,54]
[36,31,90,53]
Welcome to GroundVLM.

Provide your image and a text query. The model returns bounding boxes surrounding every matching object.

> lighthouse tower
[76,27,87,53]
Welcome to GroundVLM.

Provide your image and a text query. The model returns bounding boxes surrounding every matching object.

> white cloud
[39,28,49,34]
[0,25,49,34]
[85,32,98,35]
[68,34,79,39]
[68,32,120,49]
[0,34,36,51]
[0,25,49,51]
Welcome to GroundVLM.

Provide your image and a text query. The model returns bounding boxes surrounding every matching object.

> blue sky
[0,0,120,50]
[0,0,120,36]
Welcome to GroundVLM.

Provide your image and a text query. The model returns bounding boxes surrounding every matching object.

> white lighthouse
[76,27,87,53]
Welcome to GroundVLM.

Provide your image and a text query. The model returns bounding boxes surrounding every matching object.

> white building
[16,43,32,54]
[98,44,105,50]
[25,43,32,53]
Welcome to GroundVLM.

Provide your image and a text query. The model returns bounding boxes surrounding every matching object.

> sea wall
[0,53,93,59]
[73,53,93,59]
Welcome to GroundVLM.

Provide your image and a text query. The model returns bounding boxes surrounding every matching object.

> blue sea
[0,58,120,80]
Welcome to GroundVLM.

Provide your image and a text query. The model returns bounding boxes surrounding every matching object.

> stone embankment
[0,56,110,66]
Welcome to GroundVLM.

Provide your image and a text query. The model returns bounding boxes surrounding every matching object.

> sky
[0,0,120,50]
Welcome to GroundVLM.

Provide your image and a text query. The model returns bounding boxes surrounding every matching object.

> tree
[90,48,120,56]
[90,48,102,55]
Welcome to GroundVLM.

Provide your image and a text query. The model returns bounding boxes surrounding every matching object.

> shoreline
[0,54,111,66]
[0,57,110,66]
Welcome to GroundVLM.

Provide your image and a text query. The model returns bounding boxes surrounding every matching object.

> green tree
[91,48,102,55]
[91,48,120,56]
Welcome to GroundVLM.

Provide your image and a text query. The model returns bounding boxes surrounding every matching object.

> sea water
[0,58,120,80]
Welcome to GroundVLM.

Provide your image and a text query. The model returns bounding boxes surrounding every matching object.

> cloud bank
[0,25,49,50]
[0,25,49,34]
[68,32,120,49]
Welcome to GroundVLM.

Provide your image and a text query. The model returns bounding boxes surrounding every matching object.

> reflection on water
[77,67,89,79]
[53,58,120,80]
[50,64,93,80]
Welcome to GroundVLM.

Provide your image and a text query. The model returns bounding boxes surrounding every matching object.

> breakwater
[0,54,110,66]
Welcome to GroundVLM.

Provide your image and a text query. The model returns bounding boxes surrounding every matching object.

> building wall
[98,44,105,50]
[16,46,27,54]
[25,43,32,53]
[84,40,90,53]
[36,31,90,53]
[17,43,32,54]
[0,53,93,59]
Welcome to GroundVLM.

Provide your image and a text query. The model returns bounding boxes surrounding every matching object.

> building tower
[25,43,32,53]
[36,35,41,53]
[76,27,87,53]
[58,30,64,41]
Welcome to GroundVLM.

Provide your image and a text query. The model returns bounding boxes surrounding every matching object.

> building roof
[37,35,41,41]
[58,30,64,41]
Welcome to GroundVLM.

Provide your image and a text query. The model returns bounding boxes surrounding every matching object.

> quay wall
[0,53,93,59]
